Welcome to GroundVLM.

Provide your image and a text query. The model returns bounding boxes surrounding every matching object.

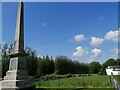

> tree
[89,62,101,74]
[116,59,120,66]
[55,56,72,74]
[101,58,117,74]
[37,57,43,77]
[1,43,10,77]
[49,56,55,74]
[37,55,55,76]
[42,55,51,75]
[102,59,117,68]
[80,63,89,74]
[25,47,38,77]
[72,61,81,74]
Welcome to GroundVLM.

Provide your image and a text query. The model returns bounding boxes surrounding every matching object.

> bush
[72,74,76,77]
[78,74,81,77]
[66,74,72,78]
[40,74,93,81]
[88,74,91,76]
[40,74,55,80]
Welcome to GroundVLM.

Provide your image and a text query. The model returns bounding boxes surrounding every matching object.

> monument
[0,1,35,89]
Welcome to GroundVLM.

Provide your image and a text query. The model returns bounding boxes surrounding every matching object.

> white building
[106,66,120,75]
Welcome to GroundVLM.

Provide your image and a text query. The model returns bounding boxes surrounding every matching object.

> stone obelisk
[1,1,35,89]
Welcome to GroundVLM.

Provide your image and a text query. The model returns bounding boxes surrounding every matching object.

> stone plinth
[1,56,35,90]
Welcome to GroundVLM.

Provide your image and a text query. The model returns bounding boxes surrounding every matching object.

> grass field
[114,75,120,85]
[36,75,114,89]
[0,78,2,81]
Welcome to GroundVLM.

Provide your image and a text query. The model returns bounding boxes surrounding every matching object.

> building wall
[106,69,120,75]
[106,69,113,75]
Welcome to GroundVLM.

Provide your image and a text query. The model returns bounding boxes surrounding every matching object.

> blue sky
[2,2,118,63]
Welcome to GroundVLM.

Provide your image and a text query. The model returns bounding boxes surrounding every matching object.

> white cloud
[74,34,85,41]
[87,57,94,63]
[90,37,104,46]
[42,22,47,27]
[91,48,102,57]
[73,46,88,57]
[111,48,120,54]
[104,29,119,42]
[98,16,104,21]
[87,48,102,63]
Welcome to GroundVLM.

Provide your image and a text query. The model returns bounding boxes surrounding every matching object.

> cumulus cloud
[74,34,85,41]
[73,46,88,57]
[104,29,120,42]
[90,37,104,46]
[42,22,47,27]
[91,48,102,57]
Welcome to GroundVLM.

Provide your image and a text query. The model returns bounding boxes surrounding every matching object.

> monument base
[0,69,35,90]
[0,57,35,90]
[1,79,35,90]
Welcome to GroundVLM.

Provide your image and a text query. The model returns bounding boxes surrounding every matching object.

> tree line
[0,43,120,78]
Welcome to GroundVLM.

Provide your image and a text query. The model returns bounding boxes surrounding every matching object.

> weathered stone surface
[0,1,35,89]
[1,79,34,89]
[14,1,24,53]
[9,57,26,71]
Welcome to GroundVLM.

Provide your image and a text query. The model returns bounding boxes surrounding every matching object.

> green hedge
[40,74,92,81]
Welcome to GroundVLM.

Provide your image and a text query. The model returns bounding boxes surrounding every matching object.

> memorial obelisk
[1,1,35,89]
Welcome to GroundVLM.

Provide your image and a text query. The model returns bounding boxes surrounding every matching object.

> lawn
[36,75,114,89]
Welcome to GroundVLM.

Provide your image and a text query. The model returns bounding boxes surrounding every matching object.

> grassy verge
[0,78,2,81]
[36,75,114,89]
[113,75,120,85]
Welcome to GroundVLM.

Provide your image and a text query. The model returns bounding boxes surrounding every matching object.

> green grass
[0,78,2,81]
[36,75,114,89]
[114,75,120,85]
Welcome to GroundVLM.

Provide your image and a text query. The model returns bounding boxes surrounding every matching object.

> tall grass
[114,75,120,85]
[36,75,114,88]
[0,78,2,81]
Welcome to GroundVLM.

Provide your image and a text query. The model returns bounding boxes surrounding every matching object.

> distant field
[36,75,114,89]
